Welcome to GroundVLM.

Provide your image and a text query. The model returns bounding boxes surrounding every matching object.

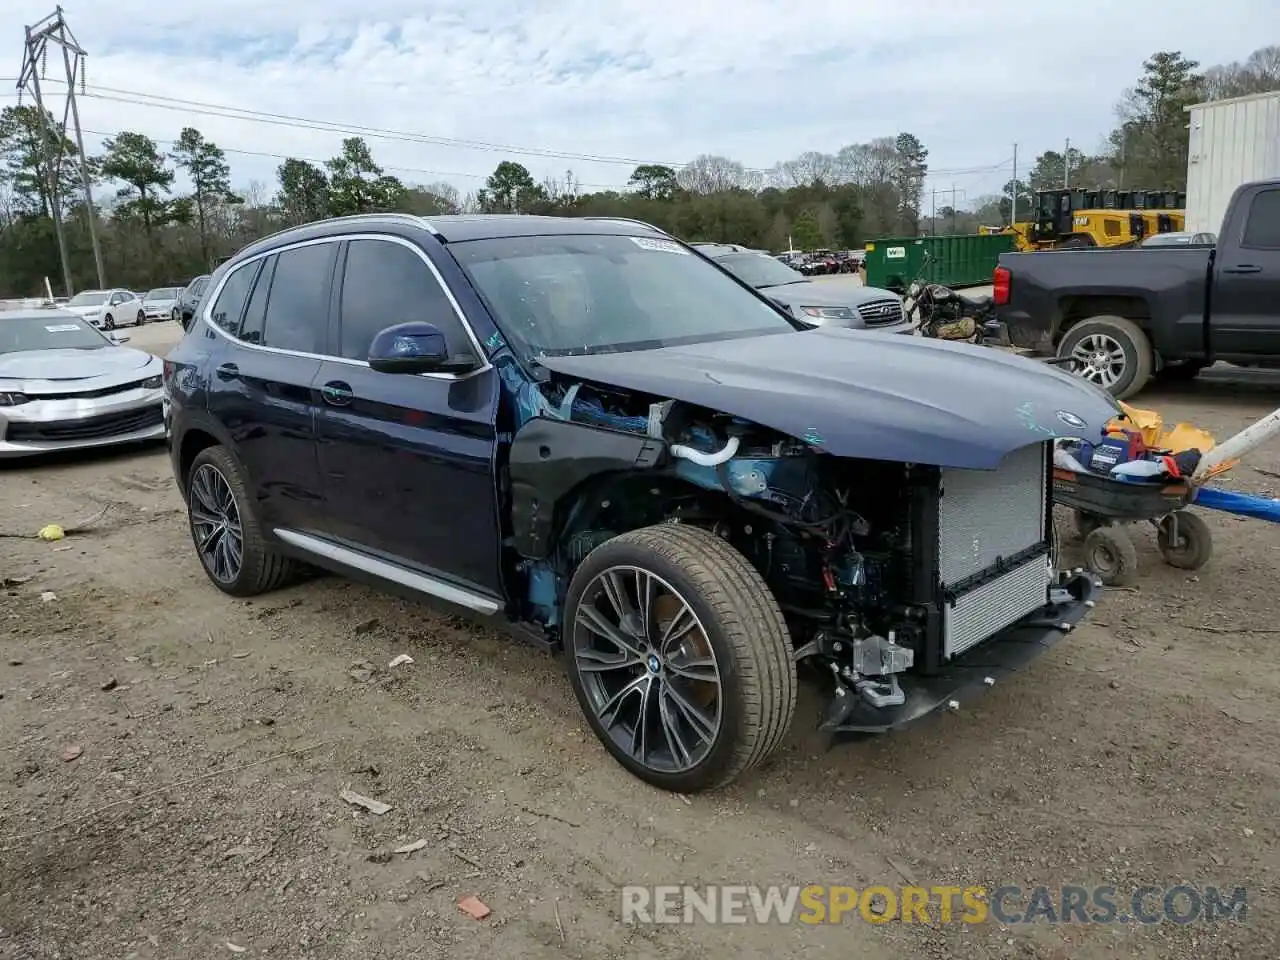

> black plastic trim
[507,417,666,559]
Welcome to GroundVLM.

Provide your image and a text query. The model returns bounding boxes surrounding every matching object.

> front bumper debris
[822,569,1099,737]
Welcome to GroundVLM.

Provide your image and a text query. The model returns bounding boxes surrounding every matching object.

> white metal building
[1184,90,1280,234]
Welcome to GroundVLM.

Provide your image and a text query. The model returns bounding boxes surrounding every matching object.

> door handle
[320,380,354,406]
[1223,264,1262,274]
[215,362,239,381]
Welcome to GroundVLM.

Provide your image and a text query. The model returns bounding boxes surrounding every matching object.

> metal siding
[1185,91,1280,235]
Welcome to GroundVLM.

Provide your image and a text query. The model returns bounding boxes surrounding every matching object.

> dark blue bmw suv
[164,213,1111,793]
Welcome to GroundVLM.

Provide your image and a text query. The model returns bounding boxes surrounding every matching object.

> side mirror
[368,322,477,375]
[110,333,131,344]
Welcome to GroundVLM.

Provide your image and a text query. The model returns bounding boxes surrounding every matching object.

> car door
[1210,185,1280,358]
[313,234,503,598]
[205,240,337,533]
[105,290,129,325]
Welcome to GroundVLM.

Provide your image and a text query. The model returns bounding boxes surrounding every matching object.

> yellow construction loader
[982,189,1186,252]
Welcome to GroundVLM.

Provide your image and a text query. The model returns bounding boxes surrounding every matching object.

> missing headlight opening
[505,371,1088,738]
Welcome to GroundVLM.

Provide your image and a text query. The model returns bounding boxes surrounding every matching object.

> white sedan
[0,309,166,458]
[62,288,146,330]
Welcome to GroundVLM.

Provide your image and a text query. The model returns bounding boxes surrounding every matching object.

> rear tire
[136,310,145,326]
[185,445,301,597]
[563,524,797,793]
[1057,316,1153,401]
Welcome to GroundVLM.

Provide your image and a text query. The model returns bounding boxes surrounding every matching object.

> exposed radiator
[937,442,1051,659]
[943,554,1052,658]
[938,442,1048,585]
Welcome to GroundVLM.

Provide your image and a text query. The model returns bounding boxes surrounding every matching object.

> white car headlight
[140,375,163,389]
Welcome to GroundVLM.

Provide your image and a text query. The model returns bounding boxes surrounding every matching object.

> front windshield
[714,252,807,289]
[146,288,179,300]
[450,234,797,357]
[0,315,109,354]
[67,291,109,306]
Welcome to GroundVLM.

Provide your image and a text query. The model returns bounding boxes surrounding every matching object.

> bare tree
[1202,45,1280,100]
[769,151,838,188]
[676,154,760,194]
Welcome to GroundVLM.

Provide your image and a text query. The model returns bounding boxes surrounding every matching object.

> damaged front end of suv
[493,326,1117,789]
[441,222,1120,793]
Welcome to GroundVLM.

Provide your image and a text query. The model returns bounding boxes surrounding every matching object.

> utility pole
[17,7,106,294]
[929,186,966,234]
[1010,143,1018,226]
[1064,137,1071,189]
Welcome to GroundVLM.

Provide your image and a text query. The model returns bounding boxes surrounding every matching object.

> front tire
[186,445,300,597]
[102,313,115,331]
[563,524,797,793]
[136,310,145,326]
[1057,316,1153,400]
[1157,511,1213,571]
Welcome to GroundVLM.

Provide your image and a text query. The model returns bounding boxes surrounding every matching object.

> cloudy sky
[0,1,1268,206]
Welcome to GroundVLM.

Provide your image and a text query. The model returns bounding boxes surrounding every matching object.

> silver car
[141,286,182,323]
[0,310,166,458]
[692,243,912,332]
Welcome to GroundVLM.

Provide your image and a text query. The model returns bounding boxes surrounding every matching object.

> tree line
[0,45,1275,297]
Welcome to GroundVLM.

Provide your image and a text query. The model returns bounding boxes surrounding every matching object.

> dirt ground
[2,321,1278,959]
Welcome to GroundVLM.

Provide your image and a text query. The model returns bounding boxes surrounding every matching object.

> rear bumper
[822,569,1099,736]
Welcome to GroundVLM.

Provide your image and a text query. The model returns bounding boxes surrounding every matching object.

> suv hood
[537,327,1120,470]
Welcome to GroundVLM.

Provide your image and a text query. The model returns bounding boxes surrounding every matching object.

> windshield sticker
[44,323,82,333]
[630,237,689,255]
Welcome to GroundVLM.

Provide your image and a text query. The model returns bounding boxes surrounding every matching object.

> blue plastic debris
[1193,487,1280,523]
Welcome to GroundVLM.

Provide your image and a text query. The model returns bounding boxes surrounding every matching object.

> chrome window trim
[200,232,492,381]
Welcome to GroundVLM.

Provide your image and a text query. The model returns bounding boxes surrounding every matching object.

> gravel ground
[1,319,1278,959]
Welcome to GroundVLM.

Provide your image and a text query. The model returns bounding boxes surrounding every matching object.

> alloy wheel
[1068,333,1127,388]
[188,463,244,583]
[572,565,723,775]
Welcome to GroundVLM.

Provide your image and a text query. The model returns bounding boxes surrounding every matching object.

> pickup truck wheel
[185,445,301,597]
[1057,316,1153,400]
[563,524,797,793]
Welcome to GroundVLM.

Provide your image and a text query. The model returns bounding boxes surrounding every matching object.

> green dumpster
[862,233,1015,291]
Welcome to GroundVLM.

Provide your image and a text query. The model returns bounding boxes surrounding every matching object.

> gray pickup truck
[994,178,1280,399]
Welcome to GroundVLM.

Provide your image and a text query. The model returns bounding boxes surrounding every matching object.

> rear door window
[238,257,275,344]
[259,242,337,354]
[1241,189,1280,249]
[208,262,260,334]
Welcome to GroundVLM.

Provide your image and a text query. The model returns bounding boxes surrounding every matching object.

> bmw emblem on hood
[1056,410,1087,429]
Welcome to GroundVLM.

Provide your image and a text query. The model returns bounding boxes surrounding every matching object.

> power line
[77,127,633,189]
[4,75,1017,178]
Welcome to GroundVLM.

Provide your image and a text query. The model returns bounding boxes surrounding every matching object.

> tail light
[992,266,1011,306]
[162,358,175,387]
